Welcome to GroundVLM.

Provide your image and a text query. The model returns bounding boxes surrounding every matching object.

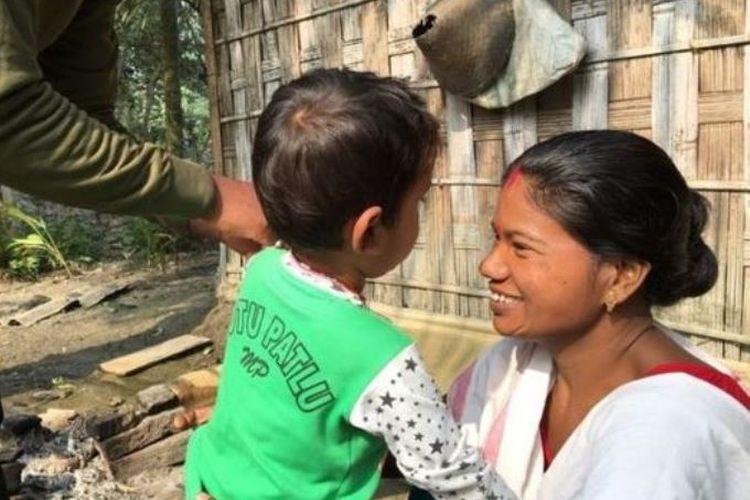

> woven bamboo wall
[202,0,750,362]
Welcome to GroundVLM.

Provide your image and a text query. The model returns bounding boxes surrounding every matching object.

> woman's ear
[603,259,652,312]
[348,206,384,255]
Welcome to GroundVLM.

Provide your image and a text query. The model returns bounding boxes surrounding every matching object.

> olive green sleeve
[0,0,216,218]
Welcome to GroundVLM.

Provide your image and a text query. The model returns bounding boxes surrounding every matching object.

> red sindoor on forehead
[505,167,524,188]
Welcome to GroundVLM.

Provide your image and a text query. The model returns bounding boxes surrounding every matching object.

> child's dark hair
[503,130,718,306]
[252,68,439,250]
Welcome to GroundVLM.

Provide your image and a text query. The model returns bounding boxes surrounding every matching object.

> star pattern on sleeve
[349,344,517,500]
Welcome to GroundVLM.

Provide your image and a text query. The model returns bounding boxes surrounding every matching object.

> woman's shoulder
[546,374,750,500]
[587,372,750,441]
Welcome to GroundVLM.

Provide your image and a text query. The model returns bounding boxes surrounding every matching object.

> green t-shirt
[185,248,411,499]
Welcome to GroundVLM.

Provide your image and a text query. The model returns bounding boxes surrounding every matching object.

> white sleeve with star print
[349,344,516,500]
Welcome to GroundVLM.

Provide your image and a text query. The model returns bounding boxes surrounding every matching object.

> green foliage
[122,218,178,271]
[115,0,211,163]
[0,203,71,279]
[47,216,105,264]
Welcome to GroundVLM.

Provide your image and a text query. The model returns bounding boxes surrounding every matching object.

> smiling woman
[442,131,750,500]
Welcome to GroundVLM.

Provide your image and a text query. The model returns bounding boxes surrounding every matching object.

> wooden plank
[110,430,192,480]
[99,335,212,376]
[7,294,80,326]
[79,281,132,308]
[99,408,183,461]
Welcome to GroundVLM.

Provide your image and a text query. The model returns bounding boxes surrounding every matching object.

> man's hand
[189,175,274,255]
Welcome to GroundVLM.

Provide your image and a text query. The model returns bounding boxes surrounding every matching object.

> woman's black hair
[503,130,718,306]
[252,68,439,250]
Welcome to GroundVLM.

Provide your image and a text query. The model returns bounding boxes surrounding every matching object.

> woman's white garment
[448,327,750,500]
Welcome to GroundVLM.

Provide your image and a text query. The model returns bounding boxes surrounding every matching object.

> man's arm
[0,0,213,216]
[0,1,271,251]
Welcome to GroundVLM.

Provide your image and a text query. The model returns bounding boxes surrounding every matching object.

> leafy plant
[0,203,71,279]
[122,218,178,270]
[48,216,105,264]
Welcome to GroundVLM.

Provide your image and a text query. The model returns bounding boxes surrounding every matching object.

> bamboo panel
[425,89,460,316]
[386,0,416,80]
[444,94,479,317]
[609,97,651,130]
[204,0,750,358]
[608,0,652,102]
[361,1,388,75]
[700,47,743,92]
[412,0,430,81]
[314,0,343,68]
[341,5,363,70]
[696,0,744,39]
[401,86,433,313]
[572,1,608,129]
[240,2,264,110]
[296,0,319,74]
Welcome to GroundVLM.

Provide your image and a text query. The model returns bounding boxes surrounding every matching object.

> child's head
[252,68,439,275]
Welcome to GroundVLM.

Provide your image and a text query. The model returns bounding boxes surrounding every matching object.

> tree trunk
[160,0,184,155]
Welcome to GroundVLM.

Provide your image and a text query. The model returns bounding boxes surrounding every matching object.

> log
[85,409,142,441]
[169,366,220,407]
[109,430,192,479]
[137,384,179,414]
[99,408,183,461]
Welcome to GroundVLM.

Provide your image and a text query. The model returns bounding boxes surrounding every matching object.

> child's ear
[348,206,384,254]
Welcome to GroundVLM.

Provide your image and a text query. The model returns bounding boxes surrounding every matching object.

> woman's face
[480,175,612,339]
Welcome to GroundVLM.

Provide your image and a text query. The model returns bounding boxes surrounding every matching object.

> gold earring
[604,291,617,313]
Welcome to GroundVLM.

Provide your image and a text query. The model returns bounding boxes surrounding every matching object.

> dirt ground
[0,254,232,498]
